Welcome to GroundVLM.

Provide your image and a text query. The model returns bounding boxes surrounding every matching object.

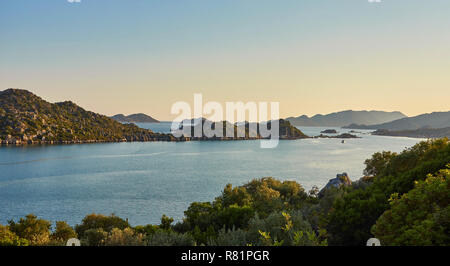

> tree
[104,228,145,246]
[0,224,28,246]
[51,221,77,243]
[363,151,396,177]
[81,228,107,246]
[75,213,130,239]
[371,168,450,246]
[160,215,174,231]
[147,231,195,246]
[327,139,450,245]
[8,214,51,245]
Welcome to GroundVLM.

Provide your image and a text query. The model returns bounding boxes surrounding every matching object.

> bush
[147,231,196,246]
[246,211,324,246]
[208,227,249,246]
[371,167,450,246]
[51,221,77,244]
[75,213,130,239]
[104,228,145,246]
[80,228,107,246]
[327,139,450,245]
[8,214,51,246]
[0,224,29,246]
[134,224,160,237]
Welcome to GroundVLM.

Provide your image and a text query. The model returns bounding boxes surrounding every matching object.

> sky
[1,0,449,121]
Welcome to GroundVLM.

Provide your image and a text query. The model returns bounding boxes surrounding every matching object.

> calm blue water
[0,125,423,226]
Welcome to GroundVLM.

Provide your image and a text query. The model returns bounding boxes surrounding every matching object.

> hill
[0,89,174,144]
[111,113,159,123]
[176,118,309,140]
[286,110,406,127]
[345,111,450,131]
[0,89,308,144]
[372,127,450,138]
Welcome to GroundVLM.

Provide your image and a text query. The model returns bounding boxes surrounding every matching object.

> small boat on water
[341,140,345,144]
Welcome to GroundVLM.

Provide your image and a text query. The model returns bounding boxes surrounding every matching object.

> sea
[0,122,423,226]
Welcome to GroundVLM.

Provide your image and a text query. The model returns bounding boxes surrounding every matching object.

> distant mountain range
[345,111,450,131]
[111,113,159,123]
[286,110,406,127]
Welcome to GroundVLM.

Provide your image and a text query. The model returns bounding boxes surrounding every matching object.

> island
[313,133,359,139]
[111,113,159,123]
[320,129,338,134]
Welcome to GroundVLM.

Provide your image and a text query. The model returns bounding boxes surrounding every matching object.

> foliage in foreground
[1,139,449,246]
[371,167,450,245]
[327,138,450,245]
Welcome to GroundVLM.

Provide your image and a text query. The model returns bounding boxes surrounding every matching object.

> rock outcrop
[318,173,352,197]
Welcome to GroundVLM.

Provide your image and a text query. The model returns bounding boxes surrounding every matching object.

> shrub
[104,228,145,246]
[208,227,249,246]
[75,213,130,239]
[371,168,450,246]
[0,224,29,246]
[51,221,77,244]
[147,231,195,246]
[327,139,450,245]
[8,214,51,246]
[80,228,107,246]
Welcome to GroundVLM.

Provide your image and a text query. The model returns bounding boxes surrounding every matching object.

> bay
[0,125,422,226]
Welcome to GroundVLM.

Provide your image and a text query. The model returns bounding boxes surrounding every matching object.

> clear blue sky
[1,0,449,120]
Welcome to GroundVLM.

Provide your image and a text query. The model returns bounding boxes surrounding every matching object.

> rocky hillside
[0,89,174,144]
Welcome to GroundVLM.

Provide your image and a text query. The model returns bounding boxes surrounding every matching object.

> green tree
[104,227,145,246]
[363,151,396,177]
[134,224,159,237]
[75,213,130,239]
[51,221,77,244]
[371,168,450,246]
[8,214,51,246]
[327,139,450,245]
[147,231,195,246]
[0,224,29,246]
[160,215,174,231]
[81,228,107,246]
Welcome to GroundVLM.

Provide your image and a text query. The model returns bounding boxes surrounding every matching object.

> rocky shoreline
[372,128,450,139]
[0,135,312,146]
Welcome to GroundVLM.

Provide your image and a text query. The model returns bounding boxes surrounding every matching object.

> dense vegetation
[1,140,449,246]
[0,89,174,144]
[326,138,450,245]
